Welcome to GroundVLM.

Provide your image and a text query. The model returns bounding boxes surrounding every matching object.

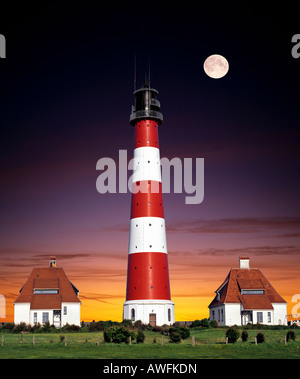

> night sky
[1,3,300,322]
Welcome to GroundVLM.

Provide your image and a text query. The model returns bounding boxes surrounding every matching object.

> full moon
[203,54,229,79]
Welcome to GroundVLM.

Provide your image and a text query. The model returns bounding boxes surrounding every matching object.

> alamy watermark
[0,34,6,58]
[0,294,5,318]
[96,150,204,205]
[291,294,300,319]
[291,34,300,59]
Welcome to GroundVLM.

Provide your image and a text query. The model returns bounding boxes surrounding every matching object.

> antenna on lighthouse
[148,56,151,88]
[134,54,137,92]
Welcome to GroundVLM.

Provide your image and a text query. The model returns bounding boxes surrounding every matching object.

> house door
[149,313,156,327]
[53,310,61,328]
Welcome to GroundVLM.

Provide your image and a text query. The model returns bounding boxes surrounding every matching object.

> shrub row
[225,326,296,344]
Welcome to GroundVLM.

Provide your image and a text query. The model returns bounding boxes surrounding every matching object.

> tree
[241,330,248,342]
[226,327,240,343]
[136,330,145,343]
[169,331,181,343]
[169,327,190,340]
[256,332,265,344]
[286,330,296,342]
[103,326,136,344]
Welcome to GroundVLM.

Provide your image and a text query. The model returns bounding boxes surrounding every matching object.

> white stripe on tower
[128,217,167,254]
[131,146,161,183]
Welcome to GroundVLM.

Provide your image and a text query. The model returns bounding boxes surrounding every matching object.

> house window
[131,308,135,322]
[168,308,171,322]
[63,306,67,315]
[257,312,263,323]
[218,309,220,322]
[33,312,37,324]
[42,312,49,324]
[212,310,215,320]
[221,309,224,322]
[268,312,271,323]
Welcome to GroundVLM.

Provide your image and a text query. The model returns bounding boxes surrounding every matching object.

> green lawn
[0,329,299,359]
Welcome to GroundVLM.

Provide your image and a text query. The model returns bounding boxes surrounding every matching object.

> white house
[208,257,287,326]
[14,257,81,327]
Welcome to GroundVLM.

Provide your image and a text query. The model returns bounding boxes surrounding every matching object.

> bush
[122,319,133,328]
[136,330,145,343]
[133,320,143,329]
[169,331,181,343]
[191,318,210,328]
[42,321,51,332]
[63,324,80,332]
[178,327,190,339]
[13,322,30,333]
[241,330,248,342]
[31,323,42,332]
[209,320,218,328]
[103,326,135,344]
[200,318,210,328]
[160,324,170,335]
[169,327,190,340]
[256,332,265,344]
[226,327,240,343]
[88,320,116,332]
[286,330,296,342]
[0,323,15,332]
[190,320,201,328]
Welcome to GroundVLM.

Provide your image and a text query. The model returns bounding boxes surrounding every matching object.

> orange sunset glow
[2,214,300,323]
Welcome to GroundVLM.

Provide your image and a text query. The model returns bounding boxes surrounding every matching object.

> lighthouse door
[149,313,156,327]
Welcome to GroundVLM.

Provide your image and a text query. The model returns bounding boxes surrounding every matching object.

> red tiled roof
[34,277,58,289]
[209,267,286,308]
[30,294,62,310]
[237,277,265,290]
[14,267,80,309]
[240,295,273,310]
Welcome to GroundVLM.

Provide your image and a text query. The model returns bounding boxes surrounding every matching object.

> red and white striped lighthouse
[123,79,175,326]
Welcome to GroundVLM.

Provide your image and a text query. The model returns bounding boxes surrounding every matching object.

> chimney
[50,256,56,268]
[239,257,250,269]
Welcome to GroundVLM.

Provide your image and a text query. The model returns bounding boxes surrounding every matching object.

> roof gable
[209,266,286,308]
[14,267,80,308]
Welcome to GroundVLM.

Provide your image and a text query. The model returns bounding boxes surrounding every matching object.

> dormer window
[33,289,59,294]
[241,289,264,295]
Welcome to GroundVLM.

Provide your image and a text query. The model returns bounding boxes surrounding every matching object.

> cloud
[169,245,300,257]
[79,292,123,304]
[167,216,300,235]
[32,253,92,261]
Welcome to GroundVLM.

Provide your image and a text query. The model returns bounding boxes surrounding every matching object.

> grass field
[0,328,299,359]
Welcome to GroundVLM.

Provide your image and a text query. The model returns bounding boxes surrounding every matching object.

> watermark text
[96,150,204,205]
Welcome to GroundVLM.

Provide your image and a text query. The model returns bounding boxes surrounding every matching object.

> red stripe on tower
[123,79,175,326]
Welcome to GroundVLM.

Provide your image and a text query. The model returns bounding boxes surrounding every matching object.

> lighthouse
[123,78,175,326]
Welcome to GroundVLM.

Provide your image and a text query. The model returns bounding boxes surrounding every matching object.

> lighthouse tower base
[123,300,175,326]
